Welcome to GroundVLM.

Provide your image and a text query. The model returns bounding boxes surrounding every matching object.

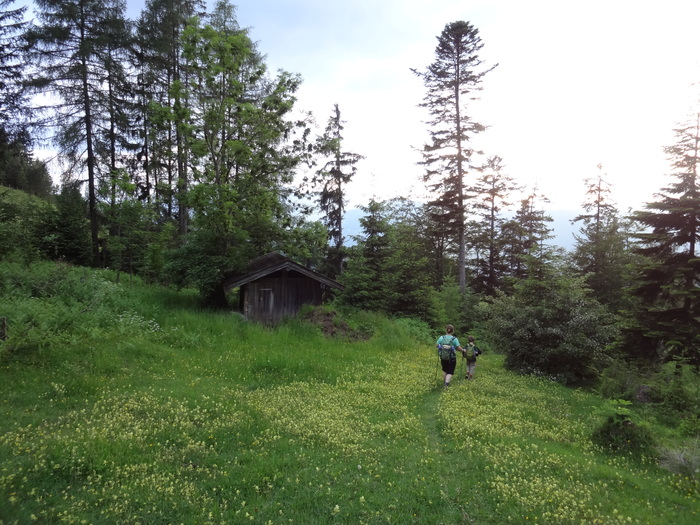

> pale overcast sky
[229,0,700,213]
[30,0,700,213]
[227,0,700,213]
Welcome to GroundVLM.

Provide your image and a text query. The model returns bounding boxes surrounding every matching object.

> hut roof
[223,252,343,291]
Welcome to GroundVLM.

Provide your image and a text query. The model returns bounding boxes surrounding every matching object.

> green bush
[678,414,700,438]
[591,400,657,457]
[653,362,700,422]
[484,260,618,385]
[596,359,657,401]
[393,317,433,345]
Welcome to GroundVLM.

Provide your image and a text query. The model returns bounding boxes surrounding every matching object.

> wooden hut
[223,253,343,324]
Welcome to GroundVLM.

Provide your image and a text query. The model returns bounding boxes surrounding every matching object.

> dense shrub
[591,400,657,457]
[393,317,433,345]
[654,362,700,415]
[596,359,651,401]
[483,257,618,385]
[0,187,56,264]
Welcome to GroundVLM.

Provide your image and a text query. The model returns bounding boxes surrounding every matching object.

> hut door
[259,288,273,321]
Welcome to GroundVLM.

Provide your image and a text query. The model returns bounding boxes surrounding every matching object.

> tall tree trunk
[79,6,99,265]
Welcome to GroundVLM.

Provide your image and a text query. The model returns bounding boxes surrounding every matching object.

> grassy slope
[0,262,698,524]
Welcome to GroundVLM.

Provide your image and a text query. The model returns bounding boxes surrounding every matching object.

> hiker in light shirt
[435,324,465,388]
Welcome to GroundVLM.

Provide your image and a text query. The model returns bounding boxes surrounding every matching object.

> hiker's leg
[444,359,456,386]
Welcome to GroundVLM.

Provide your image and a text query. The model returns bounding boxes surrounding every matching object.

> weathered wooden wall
[242,272,324,323]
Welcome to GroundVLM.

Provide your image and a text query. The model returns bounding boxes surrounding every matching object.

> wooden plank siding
[224,253,343,324]
[242,270,325,324]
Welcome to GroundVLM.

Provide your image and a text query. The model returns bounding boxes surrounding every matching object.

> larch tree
[94,2,141,269]
[0,0,51,198]
[412,20,496,292]
[26,0,131,264]
[0,0,29,138]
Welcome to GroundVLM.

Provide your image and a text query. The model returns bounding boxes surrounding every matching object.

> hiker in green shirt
[436,324,465,388]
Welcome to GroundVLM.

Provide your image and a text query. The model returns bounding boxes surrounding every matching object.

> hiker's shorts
[441,357,456,375]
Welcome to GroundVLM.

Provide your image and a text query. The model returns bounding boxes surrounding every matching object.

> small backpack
[437,335,456,360]
[465,344,475,359]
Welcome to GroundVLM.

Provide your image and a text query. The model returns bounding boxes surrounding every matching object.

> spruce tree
[133,0,206,234]
[312,104,363,278]
[570,165,630,311]
[618,113,700,366]
[412,20,496,292]
[337,199,391,312]
[468,155,521,295]
[485,254,617,385]
[500,188,553,281]
[52,182,92,265]
[382,200,436,323]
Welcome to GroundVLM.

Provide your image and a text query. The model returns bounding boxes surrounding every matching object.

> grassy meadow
[0,262,698,524]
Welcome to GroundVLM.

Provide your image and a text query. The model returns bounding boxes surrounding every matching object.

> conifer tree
[312,104,363,278]
[571,165,630,310]
[382,200,436,322]
[500,188,553,281]
[468,155,521,295]
[485,254,617,385]
[26,0,132,264]
[421,201,455,288]
[337,199,437,323]
[412,20,496,292]
[52,182,92,265]
[617,113,700,366]
[0,0,29,138]
[337,199,391,312]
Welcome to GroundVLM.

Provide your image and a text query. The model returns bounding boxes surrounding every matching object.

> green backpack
[437,335,456,360]
[465,343,481,360]
[465,344,475,359]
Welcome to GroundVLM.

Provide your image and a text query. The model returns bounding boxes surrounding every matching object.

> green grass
[0,262,698,524]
